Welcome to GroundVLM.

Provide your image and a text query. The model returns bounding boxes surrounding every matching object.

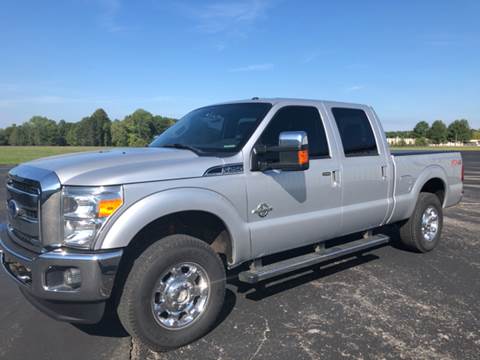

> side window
[259,106,329,158]
[331,108,378,157]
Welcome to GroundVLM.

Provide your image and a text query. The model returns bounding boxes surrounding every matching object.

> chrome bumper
[0,224,123,323]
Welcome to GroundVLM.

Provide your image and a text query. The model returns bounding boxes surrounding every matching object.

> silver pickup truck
[0,98,463,351]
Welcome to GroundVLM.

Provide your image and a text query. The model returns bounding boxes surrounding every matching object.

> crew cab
[0,98,463,351]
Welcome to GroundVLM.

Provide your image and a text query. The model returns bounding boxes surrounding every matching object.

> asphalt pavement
[0,152,479,360]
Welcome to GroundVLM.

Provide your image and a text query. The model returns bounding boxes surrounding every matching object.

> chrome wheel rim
[421,207,439,241]
[151,262,210,330]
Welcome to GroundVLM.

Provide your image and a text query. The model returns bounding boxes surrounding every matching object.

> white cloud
[0,95,179,108]
[302,53,319,64]
[180,0,272,35]
[0,96,73,107]
[99,0,123,33]
[345,85,365,92]
[229,63,274,72]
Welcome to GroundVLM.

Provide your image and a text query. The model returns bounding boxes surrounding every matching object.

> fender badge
[252,203,273,218]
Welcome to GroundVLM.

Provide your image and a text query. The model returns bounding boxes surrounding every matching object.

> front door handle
[322,170,340,186]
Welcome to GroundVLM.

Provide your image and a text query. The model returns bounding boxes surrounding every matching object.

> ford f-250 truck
[0,99,463,351]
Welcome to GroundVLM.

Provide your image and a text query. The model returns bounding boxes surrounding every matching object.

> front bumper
[0,224,123,324]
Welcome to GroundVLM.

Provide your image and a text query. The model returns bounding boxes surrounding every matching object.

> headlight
[62,186,123,249]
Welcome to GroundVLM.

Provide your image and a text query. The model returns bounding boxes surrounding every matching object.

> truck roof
[213,97,371,109]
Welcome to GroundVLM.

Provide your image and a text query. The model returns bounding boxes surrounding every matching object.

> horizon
[1,0,479,131]
[1,104,477,133]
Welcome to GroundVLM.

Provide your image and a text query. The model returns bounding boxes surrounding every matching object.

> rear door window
[331,108,378,157]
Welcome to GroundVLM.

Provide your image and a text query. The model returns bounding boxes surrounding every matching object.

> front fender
[95,187,250,266]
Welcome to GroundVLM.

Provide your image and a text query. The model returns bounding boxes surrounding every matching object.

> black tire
[399,192,443,252]
[117,234,226,352]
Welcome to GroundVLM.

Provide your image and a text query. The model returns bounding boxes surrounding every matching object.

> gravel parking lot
[0,152,479,360]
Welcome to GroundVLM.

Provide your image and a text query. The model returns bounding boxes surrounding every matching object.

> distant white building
[387,137,474,147]
[387,137,416,145]
[465,139,480,146]
[430,141,464,147]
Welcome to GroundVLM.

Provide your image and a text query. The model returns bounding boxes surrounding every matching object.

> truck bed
[387,150,463,224]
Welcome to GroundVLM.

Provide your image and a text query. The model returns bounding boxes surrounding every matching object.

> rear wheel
[117,234,226,352]
[399,192,443,252]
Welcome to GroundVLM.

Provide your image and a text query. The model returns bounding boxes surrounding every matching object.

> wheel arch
[96,188,250,267]
[406,165,448,218]
[420,177,446,205]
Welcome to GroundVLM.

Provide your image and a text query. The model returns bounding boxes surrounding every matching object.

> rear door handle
[332,170,339,185]
[381,165,387,179]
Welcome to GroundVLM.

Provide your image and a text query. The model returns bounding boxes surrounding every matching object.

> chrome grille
[9,178,39,195]
[6,176,41,249]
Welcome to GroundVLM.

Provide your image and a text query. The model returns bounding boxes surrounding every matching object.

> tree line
[0,109,176,147]
[385,119,479,145]
[1,112,478,148]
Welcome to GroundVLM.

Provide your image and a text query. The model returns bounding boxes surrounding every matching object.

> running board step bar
[238,234,390,284]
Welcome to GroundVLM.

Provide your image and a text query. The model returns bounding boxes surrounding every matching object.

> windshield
[150,103,272,155]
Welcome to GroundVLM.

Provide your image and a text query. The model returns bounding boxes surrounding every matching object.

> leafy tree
[413,121,429,138]
[8,124,30,145]
[74,116,93,145]
[427,120,448,144]
[65,123,80,146]
[119,109,163,147]
[153,115,176,135]
[447,119,471,142]
[3,125,15,144]
[73,109,112,146]
[415,137,428,146]
[1,108,175,146]
[56,120,74,145]
[472,129,480,140]
[111,120,129,146]
[25,116,58,145]
[127,109,157,146]
[90,108,112,146]
[0,128,7,145]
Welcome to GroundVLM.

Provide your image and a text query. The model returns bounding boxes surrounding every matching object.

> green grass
[390,146,480,151]
[0,146,110,165]
[1,145,479,165]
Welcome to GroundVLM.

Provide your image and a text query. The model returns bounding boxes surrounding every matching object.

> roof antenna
[251,97,259,100]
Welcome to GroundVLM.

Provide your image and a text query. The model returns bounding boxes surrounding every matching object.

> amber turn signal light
[98,198,123,217]
[297,149,309,165]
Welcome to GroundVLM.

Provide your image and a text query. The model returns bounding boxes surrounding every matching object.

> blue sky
[0,0,479,130]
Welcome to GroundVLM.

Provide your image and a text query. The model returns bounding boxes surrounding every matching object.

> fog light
[64,268,81,289]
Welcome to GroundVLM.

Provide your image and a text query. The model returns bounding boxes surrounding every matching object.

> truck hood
[20,148,225,186]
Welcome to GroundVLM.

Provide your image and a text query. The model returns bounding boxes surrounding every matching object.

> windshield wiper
[160,143,203,154]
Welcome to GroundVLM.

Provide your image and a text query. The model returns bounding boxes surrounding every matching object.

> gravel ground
[0,151,479,360]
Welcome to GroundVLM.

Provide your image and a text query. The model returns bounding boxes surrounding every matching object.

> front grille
[10,227,40,245]
[9,178,40,195]
[6,176,42,250]
[24,208,38,220]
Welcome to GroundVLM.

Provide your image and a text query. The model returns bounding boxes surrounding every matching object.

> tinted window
[259,106,329,158]
[331,108,378,157]
[150,103,272,154]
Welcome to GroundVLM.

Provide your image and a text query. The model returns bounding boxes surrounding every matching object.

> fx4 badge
[252,203,273,218]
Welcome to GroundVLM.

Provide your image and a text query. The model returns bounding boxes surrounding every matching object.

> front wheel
[117,234,226,352]
[399,192,443,252]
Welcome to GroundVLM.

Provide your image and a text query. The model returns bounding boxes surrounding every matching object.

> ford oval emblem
[7,199,19,218]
